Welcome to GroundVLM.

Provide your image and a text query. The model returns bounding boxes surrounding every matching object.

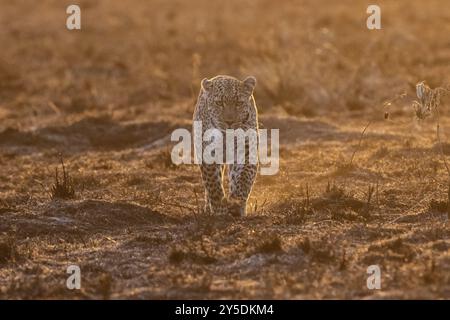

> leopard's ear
[242,76,256,95]
[201,78,213,92]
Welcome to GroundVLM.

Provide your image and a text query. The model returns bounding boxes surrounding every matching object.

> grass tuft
[51,155,76,200]
[255,235,283,254]
[0,234,19,264]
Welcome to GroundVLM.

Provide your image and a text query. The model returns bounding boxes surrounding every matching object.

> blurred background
[1,0,449,129]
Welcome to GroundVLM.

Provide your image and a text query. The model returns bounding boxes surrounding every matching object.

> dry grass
[51,156,76,200]
[0,0,449,299]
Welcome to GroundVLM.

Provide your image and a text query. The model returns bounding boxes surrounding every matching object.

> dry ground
[0,0,449,299]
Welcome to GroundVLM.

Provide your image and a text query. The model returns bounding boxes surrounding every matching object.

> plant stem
[435,105,450,217]
[349,121,372,167]
[435,107,450,176]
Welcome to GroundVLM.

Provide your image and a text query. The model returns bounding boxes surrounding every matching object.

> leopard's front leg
[200,164,227,215]
[228,163,258,217]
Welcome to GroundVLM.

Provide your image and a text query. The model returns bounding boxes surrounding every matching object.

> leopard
[193,75,259,217]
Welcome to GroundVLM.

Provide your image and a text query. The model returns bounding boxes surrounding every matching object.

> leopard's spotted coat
[193,75,258,217]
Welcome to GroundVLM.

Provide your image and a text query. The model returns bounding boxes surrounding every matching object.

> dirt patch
[0,200,176,238]
[0,117,178,153]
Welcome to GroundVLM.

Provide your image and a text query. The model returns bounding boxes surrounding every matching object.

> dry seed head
[413,81,442,120]
[416,81,426,100]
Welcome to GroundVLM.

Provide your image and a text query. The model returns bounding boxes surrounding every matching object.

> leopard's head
[201,75,256,130]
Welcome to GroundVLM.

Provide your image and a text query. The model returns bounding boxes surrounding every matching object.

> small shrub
[255,235,283,254]
[0,242,13,264]
[168,247,185,264]
[0,235,18,264]
[168,244,217,265]
[282,205,309,225]
[51,156,76,200]
[429,199,447,213]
